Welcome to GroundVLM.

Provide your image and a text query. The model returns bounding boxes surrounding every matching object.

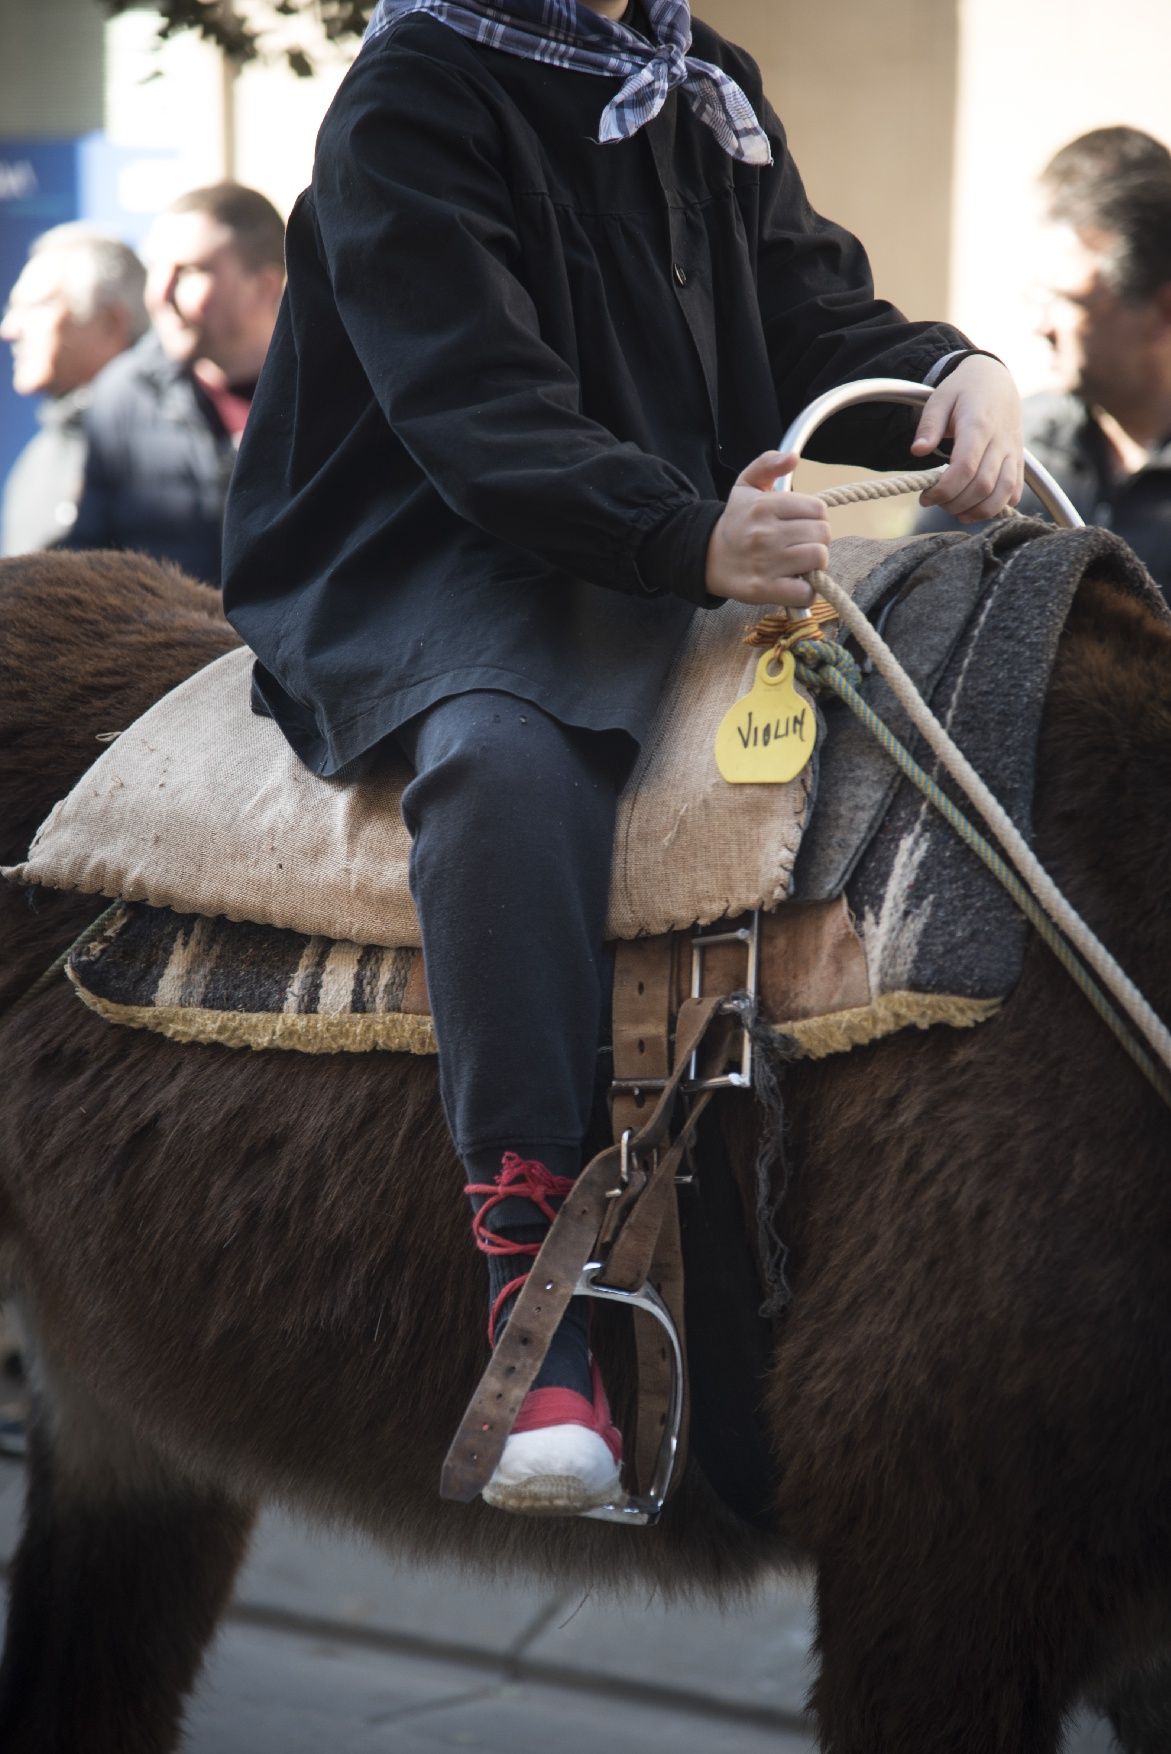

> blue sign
[0,135,178,506]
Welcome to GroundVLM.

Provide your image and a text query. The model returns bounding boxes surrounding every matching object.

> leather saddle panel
[678,899,872,1024]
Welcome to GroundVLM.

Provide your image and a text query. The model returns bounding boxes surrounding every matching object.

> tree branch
[94,0,372,75]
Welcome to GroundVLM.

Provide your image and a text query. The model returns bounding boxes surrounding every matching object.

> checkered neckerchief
[363,0,772,165]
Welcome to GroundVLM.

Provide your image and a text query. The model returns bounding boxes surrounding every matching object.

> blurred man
[919,155,1171,601]
[64,182,285,586]
[1,225,147,556]
[1023,170,1171,597]
[1038,125,1171,204]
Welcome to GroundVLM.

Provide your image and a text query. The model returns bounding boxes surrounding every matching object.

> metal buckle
[687,911,761,1091]
[612,1125,662,1192]
[572,1262,685,1526]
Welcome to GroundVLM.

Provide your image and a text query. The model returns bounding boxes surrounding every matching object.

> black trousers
[395,690,633,1176]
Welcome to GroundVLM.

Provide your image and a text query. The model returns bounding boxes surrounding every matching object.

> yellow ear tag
[715,649,817,785]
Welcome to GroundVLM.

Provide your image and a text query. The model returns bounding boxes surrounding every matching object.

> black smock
[221,10,972,777]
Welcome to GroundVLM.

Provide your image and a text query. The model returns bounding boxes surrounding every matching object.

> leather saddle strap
[439,994,725,1504]
[599,1085,718,1289]
[607,1083,716,1494]
[621,1099,705,1494]
[593,995,729,1276]
[633,1193,687,1495]
[605,1003,736,1494]
[611,935,676,1142]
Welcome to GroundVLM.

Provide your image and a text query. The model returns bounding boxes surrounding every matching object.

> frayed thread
[738,999,801,1319]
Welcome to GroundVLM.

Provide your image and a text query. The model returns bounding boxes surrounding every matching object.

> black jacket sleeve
[313,32,719,603]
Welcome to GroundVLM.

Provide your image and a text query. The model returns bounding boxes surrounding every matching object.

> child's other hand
[705,451,831,606]
[912,356,1024,522]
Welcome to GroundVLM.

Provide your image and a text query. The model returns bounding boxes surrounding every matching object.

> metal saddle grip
[573,1264,685,1526]
[773,375,1084,600]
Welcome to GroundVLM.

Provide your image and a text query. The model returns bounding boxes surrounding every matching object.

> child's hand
[912,356,1024,522]
[705,451,830,606]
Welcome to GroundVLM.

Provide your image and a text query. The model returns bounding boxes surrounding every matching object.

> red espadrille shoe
[465,1153,624,1517]
[482,1358,623,1516]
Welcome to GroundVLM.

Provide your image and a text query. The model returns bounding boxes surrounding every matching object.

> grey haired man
[1,225,148,556]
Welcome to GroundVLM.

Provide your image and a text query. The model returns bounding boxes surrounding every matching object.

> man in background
[918,130,1171,602]
[1038,124,1170,203]
[64,182,285,586]
[0,225,147,556]
[1024,165,1171,597]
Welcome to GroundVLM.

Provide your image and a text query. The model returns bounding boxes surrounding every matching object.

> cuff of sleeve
[923,348,1004,387]
[634,498,726,607]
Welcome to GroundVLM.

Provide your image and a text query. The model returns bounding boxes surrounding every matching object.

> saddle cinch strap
[439,989,738,1518]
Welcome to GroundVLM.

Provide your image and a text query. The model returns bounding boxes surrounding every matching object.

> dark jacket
[916,391,1171,602]
[1,385,89,556]
[63,333,237,586]
[222,11,972,776]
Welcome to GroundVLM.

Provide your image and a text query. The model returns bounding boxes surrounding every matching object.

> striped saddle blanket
[66,895,1001,1062]
[68,902,436,1056]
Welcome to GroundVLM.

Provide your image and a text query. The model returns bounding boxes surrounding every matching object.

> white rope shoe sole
[481,1423,624,1517]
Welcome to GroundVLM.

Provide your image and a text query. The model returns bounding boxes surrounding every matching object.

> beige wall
[2,0,103,136]
[951,0,1170,395]
[711,0,959,324]
[708,0,961,527]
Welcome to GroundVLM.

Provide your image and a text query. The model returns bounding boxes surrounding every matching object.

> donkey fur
[2,550,1171,1752]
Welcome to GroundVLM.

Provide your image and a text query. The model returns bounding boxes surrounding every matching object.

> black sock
[489,1240,592,1401]
[465,1149,593,1404]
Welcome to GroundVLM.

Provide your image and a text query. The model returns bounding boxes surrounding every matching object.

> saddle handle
[774,376,1084,532]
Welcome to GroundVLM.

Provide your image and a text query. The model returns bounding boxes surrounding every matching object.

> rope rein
[752,470,1171,1107]
[817,467,953,510]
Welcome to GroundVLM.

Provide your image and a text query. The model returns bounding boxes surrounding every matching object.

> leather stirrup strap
[603,1000,737,1495]
[601,1070,726,1495]
[439,995,727,1504]
[615,1094,710,1494]
[633,1193,686,1492]
[612,941,691,1497]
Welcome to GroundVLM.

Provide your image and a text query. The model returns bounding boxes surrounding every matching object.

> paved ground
[0,1453,1118,1751]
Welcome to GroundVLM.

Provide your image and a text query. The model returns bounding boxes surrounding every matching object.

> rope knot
[465,1154,575,1258]
[464,1154,578,1345]
[793,637,863,695]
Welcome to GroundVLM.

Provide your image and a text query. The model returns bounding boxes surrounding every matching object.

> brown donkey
[1,548,1170,1754]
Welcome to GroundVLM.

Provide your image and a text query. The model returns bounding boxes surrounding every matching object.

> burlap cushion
[6,536,900,946]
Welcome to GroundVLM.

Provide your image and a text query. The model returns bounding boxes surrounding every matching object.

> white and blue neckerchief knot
[364,0,773,166]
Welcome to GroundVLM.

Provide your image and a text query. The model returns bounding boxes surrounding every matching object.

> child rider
[222,0,1024,1517]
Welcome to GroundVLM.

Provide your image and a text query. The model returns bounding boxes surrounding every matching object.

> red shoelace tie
[464,1152,576,1345]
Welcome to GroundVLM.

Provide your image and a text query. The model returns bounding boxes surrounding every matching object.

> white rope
[817,467,950,509]
[799,495,1171,1078]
